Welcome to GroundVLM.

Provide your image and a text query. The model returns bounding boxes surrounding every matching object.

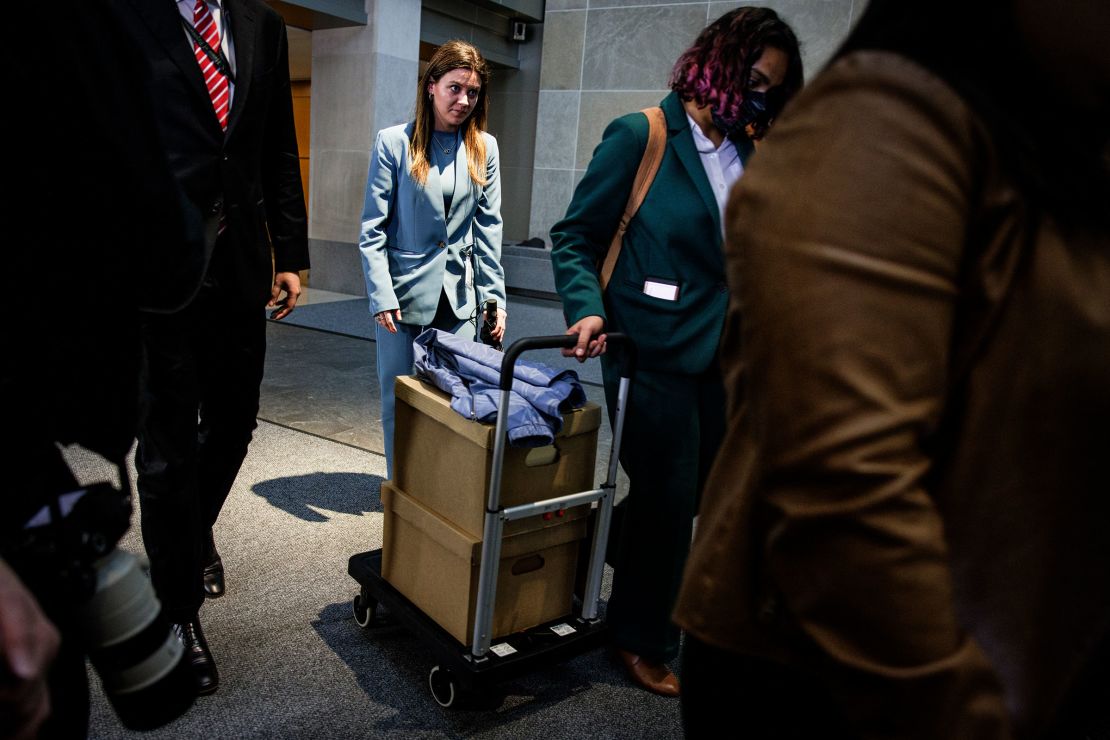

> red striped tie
[193,0,229,132]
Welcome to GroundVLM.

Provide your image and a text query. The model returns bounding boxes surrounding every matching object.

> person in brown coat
[672,0,1110,737]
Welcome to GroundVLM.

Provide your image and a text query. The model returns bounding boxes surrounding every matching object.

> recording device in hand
[4,468,196,730]
[480,298,502,351]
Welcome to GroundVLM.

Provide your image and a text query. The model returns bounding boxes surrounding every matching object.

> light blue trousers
[375,293,474,479]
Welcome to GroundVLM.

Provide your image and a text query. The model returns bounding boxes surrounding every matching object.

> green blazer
[550,91,752,375]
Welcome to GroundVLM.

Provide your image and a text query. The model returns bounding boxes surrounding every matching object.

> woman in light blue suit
[360,40,507,480]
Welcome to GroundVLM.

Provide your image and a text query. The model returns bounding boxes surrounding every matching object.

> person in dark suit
[110,0,309,695]
[4,0,204,735]
[549,8,803,696]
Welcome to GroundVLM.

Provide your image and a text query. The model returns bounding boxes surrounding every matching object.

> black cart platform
[348,549,609,707]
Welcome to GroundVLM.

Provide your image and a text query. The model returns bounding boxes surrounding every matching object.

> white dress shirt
[686,112,744,231]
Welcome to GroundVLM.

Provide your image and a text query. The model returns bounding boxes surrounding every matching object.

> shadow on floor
[251,471,383,522]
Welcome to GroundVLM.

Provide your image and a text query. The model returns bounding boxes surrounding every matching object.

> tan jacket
[674,51,1110,739]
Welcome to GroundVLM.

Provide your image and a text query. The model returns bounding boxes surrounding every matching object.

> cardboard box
[381,482,586,645]
[393,375,601,537]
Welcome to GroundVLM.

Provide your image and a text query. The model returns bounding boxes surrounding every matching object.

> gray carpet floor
[75,292,672,739]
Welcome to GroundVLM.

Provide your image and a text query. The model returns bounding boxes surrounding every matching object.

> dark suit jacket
[113,0,309,309]
[550,91,751,375]
[674,50,1110,739]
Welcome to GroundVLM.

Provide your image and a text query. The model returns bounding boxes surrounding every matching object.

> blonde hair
[410,40,491,187]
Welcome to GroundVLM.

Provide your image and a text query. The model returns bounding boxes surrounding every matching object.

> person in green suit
[550,7,803,697]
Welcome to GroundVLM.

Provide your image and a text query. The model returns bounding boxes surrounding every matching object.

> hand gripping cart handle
[470,331,636,658]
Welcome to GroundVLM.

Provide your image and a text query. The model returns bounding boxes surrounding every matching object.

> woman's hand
[564,315,606,361]
[490,308,507,343]
[375,308,402,334]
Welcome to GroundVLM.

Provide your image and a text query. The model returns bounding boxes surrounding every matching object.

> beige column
[308,0,420,294]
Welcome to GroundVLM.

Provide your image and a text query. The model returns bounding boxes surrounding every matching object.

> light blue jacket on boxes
[359,122,506,326]
[413,328,587,447]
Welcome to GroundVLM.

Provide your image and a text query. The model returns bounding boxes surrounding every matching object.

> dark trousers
[682,635,856,739]
[601,360,724,663]
[136,281,266,623]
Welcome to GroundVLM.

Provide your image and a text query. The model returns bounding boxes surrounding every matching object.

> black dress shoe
[203,556,225,599]
[203,531,225,599]
[174,619,219,695]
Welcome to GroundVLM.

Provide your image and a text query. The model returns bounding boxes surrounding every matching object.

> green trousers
[601,359,725,663]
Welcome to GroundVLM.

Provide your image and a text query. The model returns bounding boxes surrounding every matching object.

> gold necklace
[432,131,455,156]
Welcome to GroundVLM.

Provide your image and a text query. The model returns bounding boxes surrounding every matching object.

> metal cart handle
[498,332,637,390]
[472,332,637,657]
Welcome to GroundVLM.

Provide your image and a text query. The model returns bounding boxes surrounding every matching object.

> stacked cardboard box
[382,375,601,645]
[381,482,587,644]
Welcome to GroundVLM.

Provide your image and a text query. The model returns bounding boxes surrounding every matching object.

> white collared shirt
[177,0,236,108]
[686,112,743,231]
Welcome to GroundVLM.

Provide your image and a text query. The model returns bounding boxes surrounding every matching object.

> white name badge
[465,254,474,288]
[643,278,679,301]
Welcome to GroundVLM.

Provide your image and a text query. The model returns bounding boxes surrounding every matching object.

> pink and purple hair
[670,7,803,132]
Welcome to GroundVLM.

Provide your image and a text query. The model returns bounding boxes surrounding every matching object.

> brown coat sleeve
[722,53,1011,738]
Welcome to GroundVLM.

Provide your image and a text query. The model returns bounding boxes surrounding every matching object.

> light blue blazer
[359,122,506,326]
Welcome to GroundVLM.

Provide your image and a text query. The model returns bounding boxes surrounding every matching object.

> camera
[480,298,502,351]
[6,476,196,730]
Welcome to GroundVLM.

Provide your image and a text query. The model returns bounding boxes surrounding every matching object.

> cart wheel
[428,665,460,708]
[352,593,376,628]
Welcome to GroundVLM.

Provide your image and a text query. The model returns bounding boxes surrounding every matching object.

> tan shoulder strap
[599,107,666,291]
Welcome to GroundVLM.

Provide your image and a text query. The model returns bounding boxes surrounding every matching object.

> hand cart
[347,333,635,708]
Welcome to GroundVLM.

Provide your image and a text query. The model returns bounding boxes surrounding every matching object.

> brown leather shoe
[615,648,680,697]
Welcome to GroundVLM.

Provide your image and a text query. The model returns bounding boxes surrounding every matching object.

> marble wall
[484,25,545,246]
[528,0,865,244]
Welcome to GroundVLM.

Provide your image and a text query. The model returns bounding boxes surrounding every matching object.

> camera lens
[80,550,196,730]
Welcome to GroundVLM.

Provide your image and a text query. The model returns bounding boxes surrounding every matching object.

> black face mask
[714,90,768,140]
[711,90,769,140]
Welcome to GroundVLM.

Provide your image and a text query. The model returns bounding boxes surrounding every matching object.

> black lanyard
[181,6,236,83]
